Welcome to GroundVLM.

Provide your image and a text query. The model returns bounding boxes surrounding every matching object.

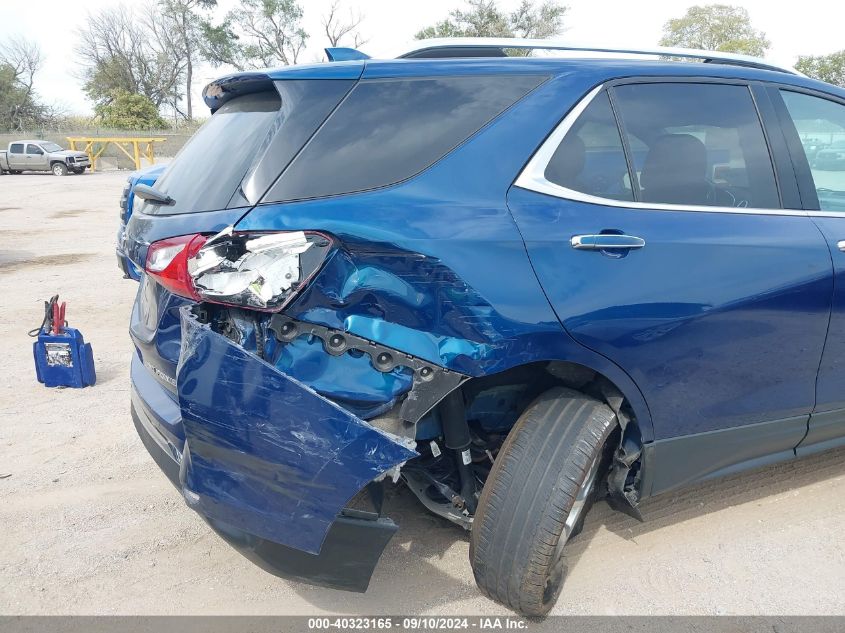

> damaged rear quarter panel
[238,76,575,380]
[177,308,417,554]
[237,72,654,439]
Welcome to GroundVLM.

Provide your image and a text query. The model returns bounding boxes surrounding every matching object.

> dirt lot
[1,170,845,617]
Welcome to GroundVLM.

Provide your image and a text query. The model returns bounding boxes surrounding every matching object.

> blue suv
[117,163,167,280]
[124,39,845,615]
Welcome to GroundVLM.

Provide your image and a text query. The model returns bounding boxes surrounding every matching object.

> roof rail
[391,38,802,75]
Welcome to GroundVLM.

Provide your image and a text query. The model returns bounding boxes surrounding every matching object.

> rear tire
[52,162,68,176]
[469,387,616,616]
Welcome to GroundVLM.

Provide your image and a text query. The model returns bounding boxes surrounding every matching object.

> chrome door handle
[837,240,845,252]
[571,234,645,250]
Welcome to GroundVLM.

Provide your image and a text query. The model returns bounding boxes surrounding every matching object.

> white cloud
[1,0,844,116]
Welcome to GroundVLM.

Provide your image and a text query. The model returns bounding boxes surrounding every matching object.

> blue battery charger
[31,296,96,388]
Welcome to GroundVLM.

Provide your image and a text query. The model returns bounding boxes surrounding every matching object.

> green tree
[322,0,367,48]
[202,0,308,70]
[415,0,568,41]
[95,91,168,129]
[796,51,845,88]
[0,37,49,130]
[76,5,183,112]
[510,0,569,39]
[0,64,31,131]
[659,4,770,57]
[200,18,247,70]
[155,0,217,120]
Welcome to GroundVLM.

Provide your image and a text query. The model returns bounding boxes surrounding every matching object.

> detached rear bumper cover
[177,307,417,554]
[132,400,399,592]
[132,307,419,589]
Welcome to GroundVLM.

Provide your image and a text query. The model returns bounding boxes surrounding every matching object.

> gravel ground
[1,171,845,617]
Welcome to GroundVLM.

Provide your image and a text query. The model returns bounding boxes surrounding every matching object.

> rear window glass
[240,79,355,203]
[779,90,845,213]
[144,91,281,215]
[545,91,634,201]
[613,83,780,209]
[266,74,546,202]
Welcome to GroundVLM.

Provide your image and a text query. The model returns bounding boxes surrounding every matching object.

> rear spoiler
[325,47,371,62]
[202,72,275,113]
[203,61,366,112]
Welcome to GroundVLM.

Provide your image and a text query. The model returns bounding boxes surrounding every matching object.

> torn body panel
[597,381,644,520]
[268,315,468,423]
[131,387,397,592]
[199,305,469,423]
[176,307,417,554]
[605,419,644,521]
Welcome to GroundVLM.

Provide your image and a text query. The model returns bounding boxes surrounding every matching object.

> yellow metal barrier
[66,137,166,171]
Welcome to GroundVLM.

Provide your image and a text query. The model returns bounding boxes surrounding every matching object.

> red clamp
[52,301,66,335]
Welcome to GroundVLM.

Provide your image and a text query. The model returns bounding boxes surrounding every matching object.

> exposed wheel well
[464,360,642,507]
[458,360,637,434]
[401,360,645,527]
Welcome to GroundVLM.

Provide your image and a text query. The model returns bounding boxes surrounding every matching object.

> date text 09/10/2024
[307,617,529,630]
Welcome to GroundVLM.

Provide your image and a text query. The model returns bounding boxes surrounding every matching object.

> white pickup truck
[0,140,91,176]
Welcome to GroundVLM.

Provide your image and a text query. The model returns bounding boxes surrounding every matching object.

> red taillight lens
[145,233,207,299]
[145,230,333,310]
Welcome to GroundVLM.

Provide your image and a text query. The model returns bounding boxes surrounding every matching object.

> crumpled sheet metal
[289,246,537,376]
[267,333,414,419]
[176,307,418,554]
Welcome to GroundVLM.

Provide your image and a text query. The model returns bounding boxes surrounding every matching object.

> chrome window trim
[514,84,811,218]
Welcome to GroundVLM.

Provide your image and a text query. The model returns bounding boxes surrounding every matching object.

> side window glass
[267,74,546,202]
[544,91,634,201]
[613,83,780,209]
[780,90,845,213]
[26,144,42,155]
[9,143,23,154]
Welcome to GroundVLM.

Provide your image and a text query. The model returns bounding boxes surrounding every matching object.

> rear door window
[779,90,845,212]
[9,143,23,154]
[612,82,780,209]
[544,90,634,201]
[266,74,547,202]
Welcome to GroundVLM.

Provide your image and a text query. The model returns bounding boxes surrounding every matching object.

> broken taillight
[145,233,207,300]
[145,228,333,311]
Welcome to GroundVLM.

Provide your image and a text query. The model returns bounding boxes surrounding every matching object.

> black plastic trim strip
[268,315,468,424]
[640,414,807,497]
